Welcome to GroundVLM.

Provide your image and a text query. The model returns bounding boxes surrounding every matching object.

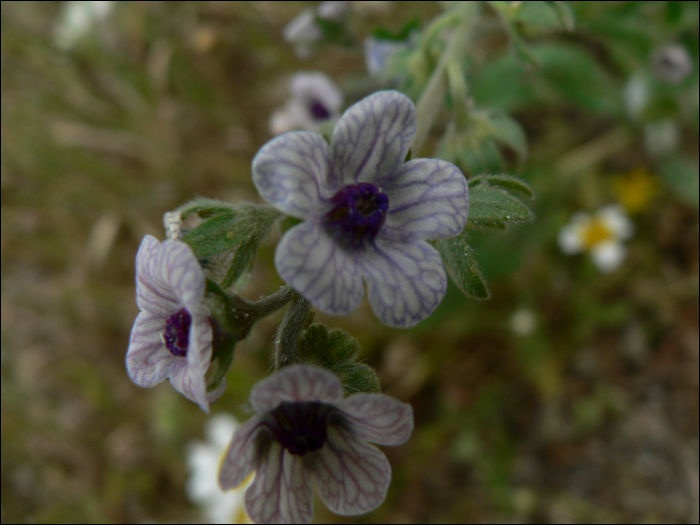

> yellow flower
[611,167,660,214]
[558,205,634,273]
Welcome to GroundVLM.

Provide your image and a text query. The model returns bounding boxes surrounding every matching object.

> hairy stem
[274,292,311,370]
[412,3,478,155]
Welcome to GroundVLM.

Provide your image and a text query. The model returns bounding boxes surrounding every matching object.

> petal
[158,240,206,311]
[244,442,314,524]
[219,415,265,490]
[169,312,212,412]
[331,91,416,187]
[591,240,626,273]
[312,425,391,516]
[250,365,345,413]
[598,205,634,239]
[382,158,469,241]
[126,311,178,387]
[360,239,447,328]
[557,223,584,254]
[275,222,364,317]
[290,72,343,116]
[136,235,178,316]
[336,393,413,446]
[253,132,333,220]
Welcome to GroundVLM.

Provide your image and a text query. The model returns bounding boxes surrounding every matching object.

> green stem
[412,2,479,156]
[249,285,298,319]
[274,292,311,370]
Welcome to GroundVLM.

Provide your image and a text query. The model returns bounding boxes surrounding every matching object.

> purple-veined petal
[360,239,447,328]
[250,365,345,413]
[253,132,333,220]
[275,222,364,317]
[169,311,212,411]
[127,311,177,387]
[244,442,314,524]
[136,235,178,316]
[219,414,264,490]
[381,158,469,241]
[312,425,391,516]
[158,240,207,311]
[331,91,416,187]
[336,393,413,446]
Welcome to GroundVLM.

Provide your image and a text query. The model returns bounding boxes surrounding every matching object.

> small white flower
[54,1,113,51]
[269,72,343,136]
[651,44,694,85]
[187,413,253,524]
[558,205,634,273]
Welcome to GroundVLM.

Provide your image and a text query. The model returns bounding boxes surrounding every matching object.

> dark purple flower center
[162,308,191,357]
[309,99,331,120]
[324,183,389,250]
[263,402,333,456]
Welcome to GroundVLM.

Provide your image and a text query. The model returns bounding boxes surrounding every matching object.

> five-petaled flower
[127,235,222,412]
[253,90,469,327]
[558,205,634,273]
[218,365,413,524]
[269,72,343,136]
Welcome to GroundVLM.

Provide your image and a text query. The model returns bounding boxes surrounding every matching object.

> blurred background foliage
[1,1,698,523]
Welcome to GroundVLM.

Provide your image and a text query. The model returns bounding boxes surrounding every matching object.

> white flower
[558,205,634,273]
[269,72,343,136]
[187,413,253,524]
[510,309,536,336]
[54,1,113,51]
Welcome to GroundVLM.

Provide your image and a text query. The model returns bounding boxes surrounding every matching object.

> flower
[253,91,469,327]
[127,235,222,412]
[610,167,660,215]
[54,1,113,51]
[187,413,253,524]
[283,1,349,59]
[218,365,413,524]
[269,73,343,136]
[651,44,693,85]
[558,205,634,273]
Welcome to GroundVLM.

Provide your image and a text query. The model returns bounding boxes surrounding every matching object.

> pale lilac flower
[54,1,113,50]
[254,91,469,327]
[651,44,693,85]
[187,413,253,524]
[283,1,349,59]
[127,235,222,412]
[558,205,634,273]
[219,365,413,524]
[269,73,343,136]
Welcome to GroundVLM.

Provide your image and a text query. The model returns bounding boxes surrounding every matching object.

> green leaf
[373,18,420,41]
[436,236,490,300]
[297,324,380,395]
[515,1,567,30]
[552,1,575,31]
[180,201,280,290]
[484,112,528,163]
[469,174,534,198]
[468,184,535,227]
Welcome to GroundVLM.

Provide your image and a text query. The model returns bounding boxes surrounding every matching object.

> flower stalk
[413,2,479,155]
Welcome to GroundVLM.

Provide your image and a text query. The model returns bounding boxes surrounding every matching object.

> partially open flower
[651,44,693,85]
[283,1,349,59]
[127,235,221,412]
[269,72,343,136]
[255,90,469,327]
[219,365,413,524]
[558,205,634,273]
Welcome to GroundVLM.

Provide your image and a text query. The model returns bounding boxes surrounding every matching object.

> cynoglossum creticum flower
[253,90,470,327]
[218,365,413,524]
[127,235,223,412]
[283,1,349,59]
[558,205,634,273]
[269,72,343,136]
[187,413,253,524]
